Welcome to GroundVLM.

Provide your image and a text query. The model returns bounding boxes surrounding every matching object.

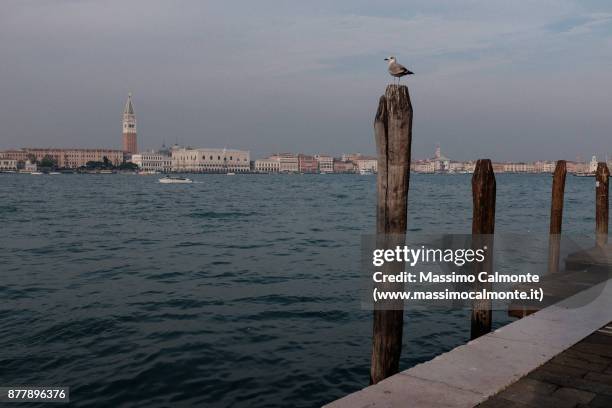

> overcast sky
[1,0,611,161]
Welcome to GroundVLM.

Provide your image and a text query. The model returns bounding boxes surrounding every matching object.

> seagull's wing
[389,62,414,75]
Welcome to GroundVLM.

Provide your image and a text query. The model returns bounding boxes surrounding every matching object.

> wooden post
[370,84,413,385]
[548,160,567,274]
[471,159,495,339]
[596,162,609,246]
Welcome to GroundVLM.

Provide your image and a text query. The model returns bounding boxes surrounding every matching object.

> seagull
[384,56,414,84]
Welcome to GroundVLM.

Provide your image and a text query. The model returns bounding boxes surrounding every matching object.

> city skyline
[1,90,609,164]
[1,1,612,161]
[0,90,608,173]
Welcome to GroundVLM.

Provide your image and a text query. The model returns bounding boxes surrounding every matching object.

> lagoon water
[0,173,601,407]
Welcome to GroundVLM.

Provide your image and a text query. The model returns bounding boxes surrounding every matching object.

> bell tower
[122,92,137,154]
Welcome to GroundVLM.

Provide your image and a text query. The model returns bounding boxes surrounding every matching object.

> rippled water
[0,173,600,407]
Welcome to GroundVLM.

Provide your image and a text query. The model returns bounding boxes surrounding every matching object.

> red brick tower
[122,93,137,155]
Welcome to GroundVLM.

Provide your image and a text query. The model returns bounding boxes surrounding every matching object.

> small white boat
[359,169,374,175]
[159,176,193,184]
[226,172,236,176]
[31,171,44,175]
[49,172,61,175]
[574,172,595,177]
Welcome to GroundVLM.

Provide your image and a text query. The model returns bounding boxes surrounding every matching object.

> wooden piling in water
[471,159,495,339]
[548,160,567,274]
[370,84,413,385]
[596,162,609,247]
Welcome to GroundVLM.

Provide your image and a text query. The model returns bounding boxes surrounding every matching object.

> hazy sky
[1,0,611,160]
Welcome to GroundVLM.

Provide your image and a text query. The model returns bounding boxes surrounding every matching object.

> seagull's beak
[384,58,389,61]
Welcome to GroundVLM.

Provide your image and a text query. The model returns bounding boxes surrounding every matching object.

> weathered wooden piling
[471,159,495,339]
[595,162,609,246]
[548,160,567,274]
[370,84,413,385]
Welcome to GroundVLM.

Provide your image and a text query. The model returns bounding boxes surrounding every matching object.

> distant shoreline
[0,170,595,176]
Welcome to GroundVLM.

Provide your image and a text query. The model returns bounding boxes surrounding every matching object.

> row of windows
[139,157,171,162]
[175,164,249,168]
[31,154,120,158]
[176,155,248,162]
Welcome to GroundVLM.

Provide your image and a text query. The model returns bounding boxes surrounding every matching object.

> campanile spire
[122,92,137,154]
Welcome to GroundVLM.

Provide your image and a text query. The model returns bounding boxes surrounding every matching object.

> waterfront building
[534,161,555,173]
[0,148,124,168]
[0,150,29,162]
[506,162,537,173]
[463,161,476,173]
[131,152,172,173]
[171,147,250,173]
[589,155,598,173]
[122,93,137,155]
[24,160,37,172]
[566,161,588,174]
[315,154,334,173]
[0,159,17,170]
[278,153,299,173]
[411,160,435,173]
[448,161,466,173]
[432,144,451,172]
[355,157,378,173]
[503,162,517,173]
[341,153,364,162]
[492,162,505,173]
[254,157,280,173]
[298,154,318,173]
[333,159,356,173]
